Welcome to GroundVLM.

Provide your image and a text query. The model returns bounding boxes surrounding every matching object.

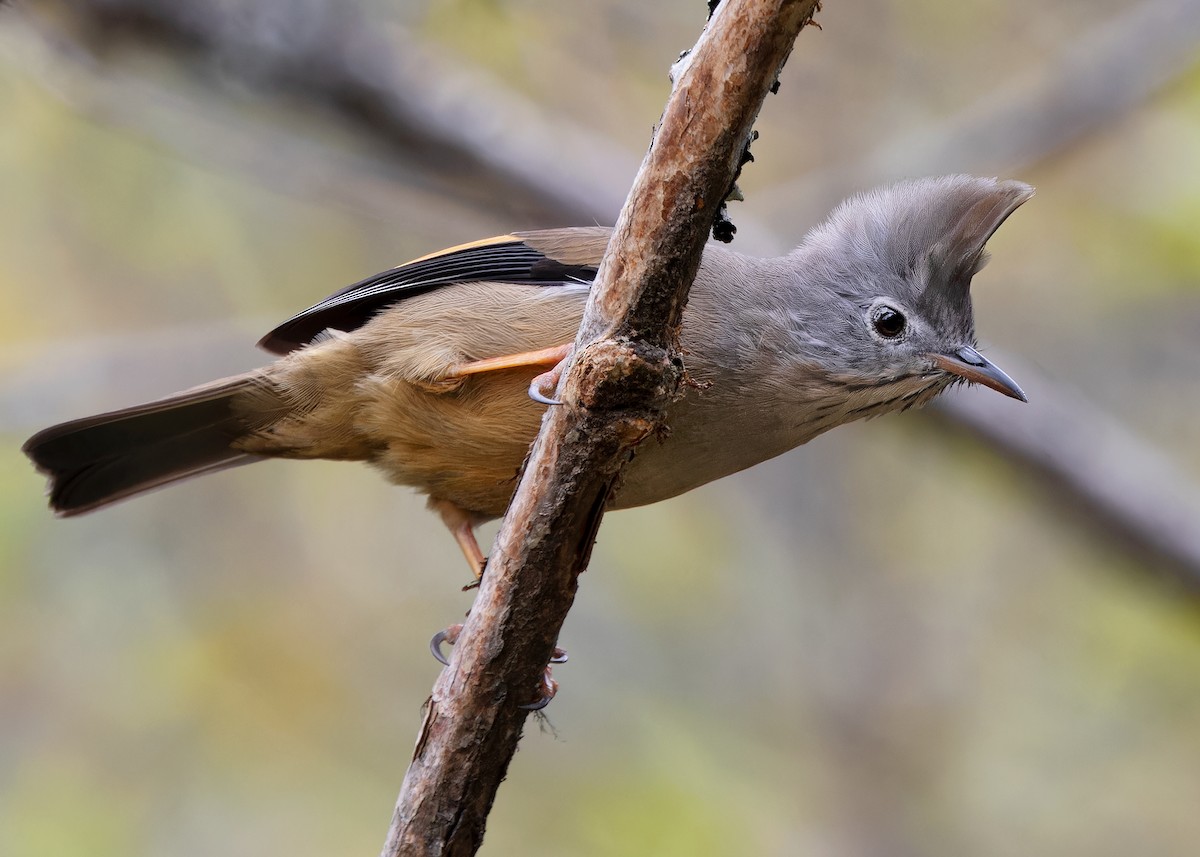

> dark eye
[871,305,906,338]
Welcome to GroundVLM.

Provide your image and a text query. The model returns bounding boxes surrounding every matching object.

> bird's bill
[928,346,1027,402]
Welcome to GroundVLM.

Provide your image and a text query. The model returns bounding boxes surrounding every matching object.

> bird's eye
[871,305,906,339]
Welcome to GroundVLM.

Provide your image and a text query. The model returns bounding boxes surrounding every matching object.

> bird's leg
[448,343,571,379]
[428,497,487,586]
[427,494,571,705]
[447,343,573,406]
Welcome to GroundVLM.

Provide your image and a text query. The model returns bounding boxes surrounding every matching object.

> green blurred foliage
[3,1,1200,856]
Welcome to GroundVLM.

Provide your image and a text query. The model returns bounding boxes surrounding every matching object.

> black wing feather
[258,237,598,355]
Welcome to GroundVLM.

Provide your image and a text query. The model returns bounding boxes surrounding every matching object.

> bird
[23,175,1032,579]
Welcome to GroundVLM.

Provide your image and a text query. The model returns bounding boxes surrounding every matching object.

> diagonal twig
[380,3,820,854]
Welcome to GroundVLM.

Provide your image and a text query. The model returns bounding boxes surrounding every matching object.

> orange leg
[429,497,487,581]
[448,343,574,406]
[448,343,572,378]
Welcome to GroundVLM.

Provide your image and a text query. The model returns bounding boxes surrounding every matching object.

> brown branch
[380,3,820,854]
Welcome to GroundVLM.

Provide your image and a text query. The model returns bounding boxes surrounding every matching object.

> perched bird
[23,175,1031,577]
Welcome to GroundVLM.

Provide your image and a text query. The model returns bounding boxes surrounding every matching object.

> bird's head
[787,175,1032,415]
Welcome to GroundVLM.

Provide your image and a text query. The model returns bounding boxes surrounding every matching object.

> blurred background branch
[929,350,1200,586]
[757,0,1200,217]
[41,0,634,223]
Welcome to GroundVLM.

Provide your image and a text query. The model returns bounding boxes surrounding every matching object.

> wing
[258,228,611,355]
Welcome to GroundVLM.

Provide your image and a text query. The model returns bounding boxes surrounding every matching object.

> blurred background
[3,1,1200,855]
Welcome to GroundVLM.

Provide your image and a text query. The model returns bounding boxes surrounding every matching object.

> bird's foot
[429,623,463,666]
[528,344,574,406]
[518,646,568,710]
[429,626,568,709]
[519,667,560,711]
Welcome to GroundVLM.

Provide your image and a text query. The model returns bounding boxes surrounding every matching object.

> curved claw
[519,693,553,712]
[549,646,568,665]
[527,349,572,406]
[429,631,450,666]
[527,377,562,406]
[518,673,559,711]
[429,623,464,666]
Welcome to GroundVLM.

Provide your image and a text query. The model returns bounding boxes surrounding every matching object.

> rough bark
[380,3,821,855]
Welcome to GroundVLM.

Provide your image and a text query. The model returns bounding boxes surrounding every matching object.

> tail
[22,374,286,516]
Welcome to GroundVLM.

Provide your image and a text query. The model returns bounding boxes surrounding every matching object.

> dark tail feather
[22,375,281,516]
